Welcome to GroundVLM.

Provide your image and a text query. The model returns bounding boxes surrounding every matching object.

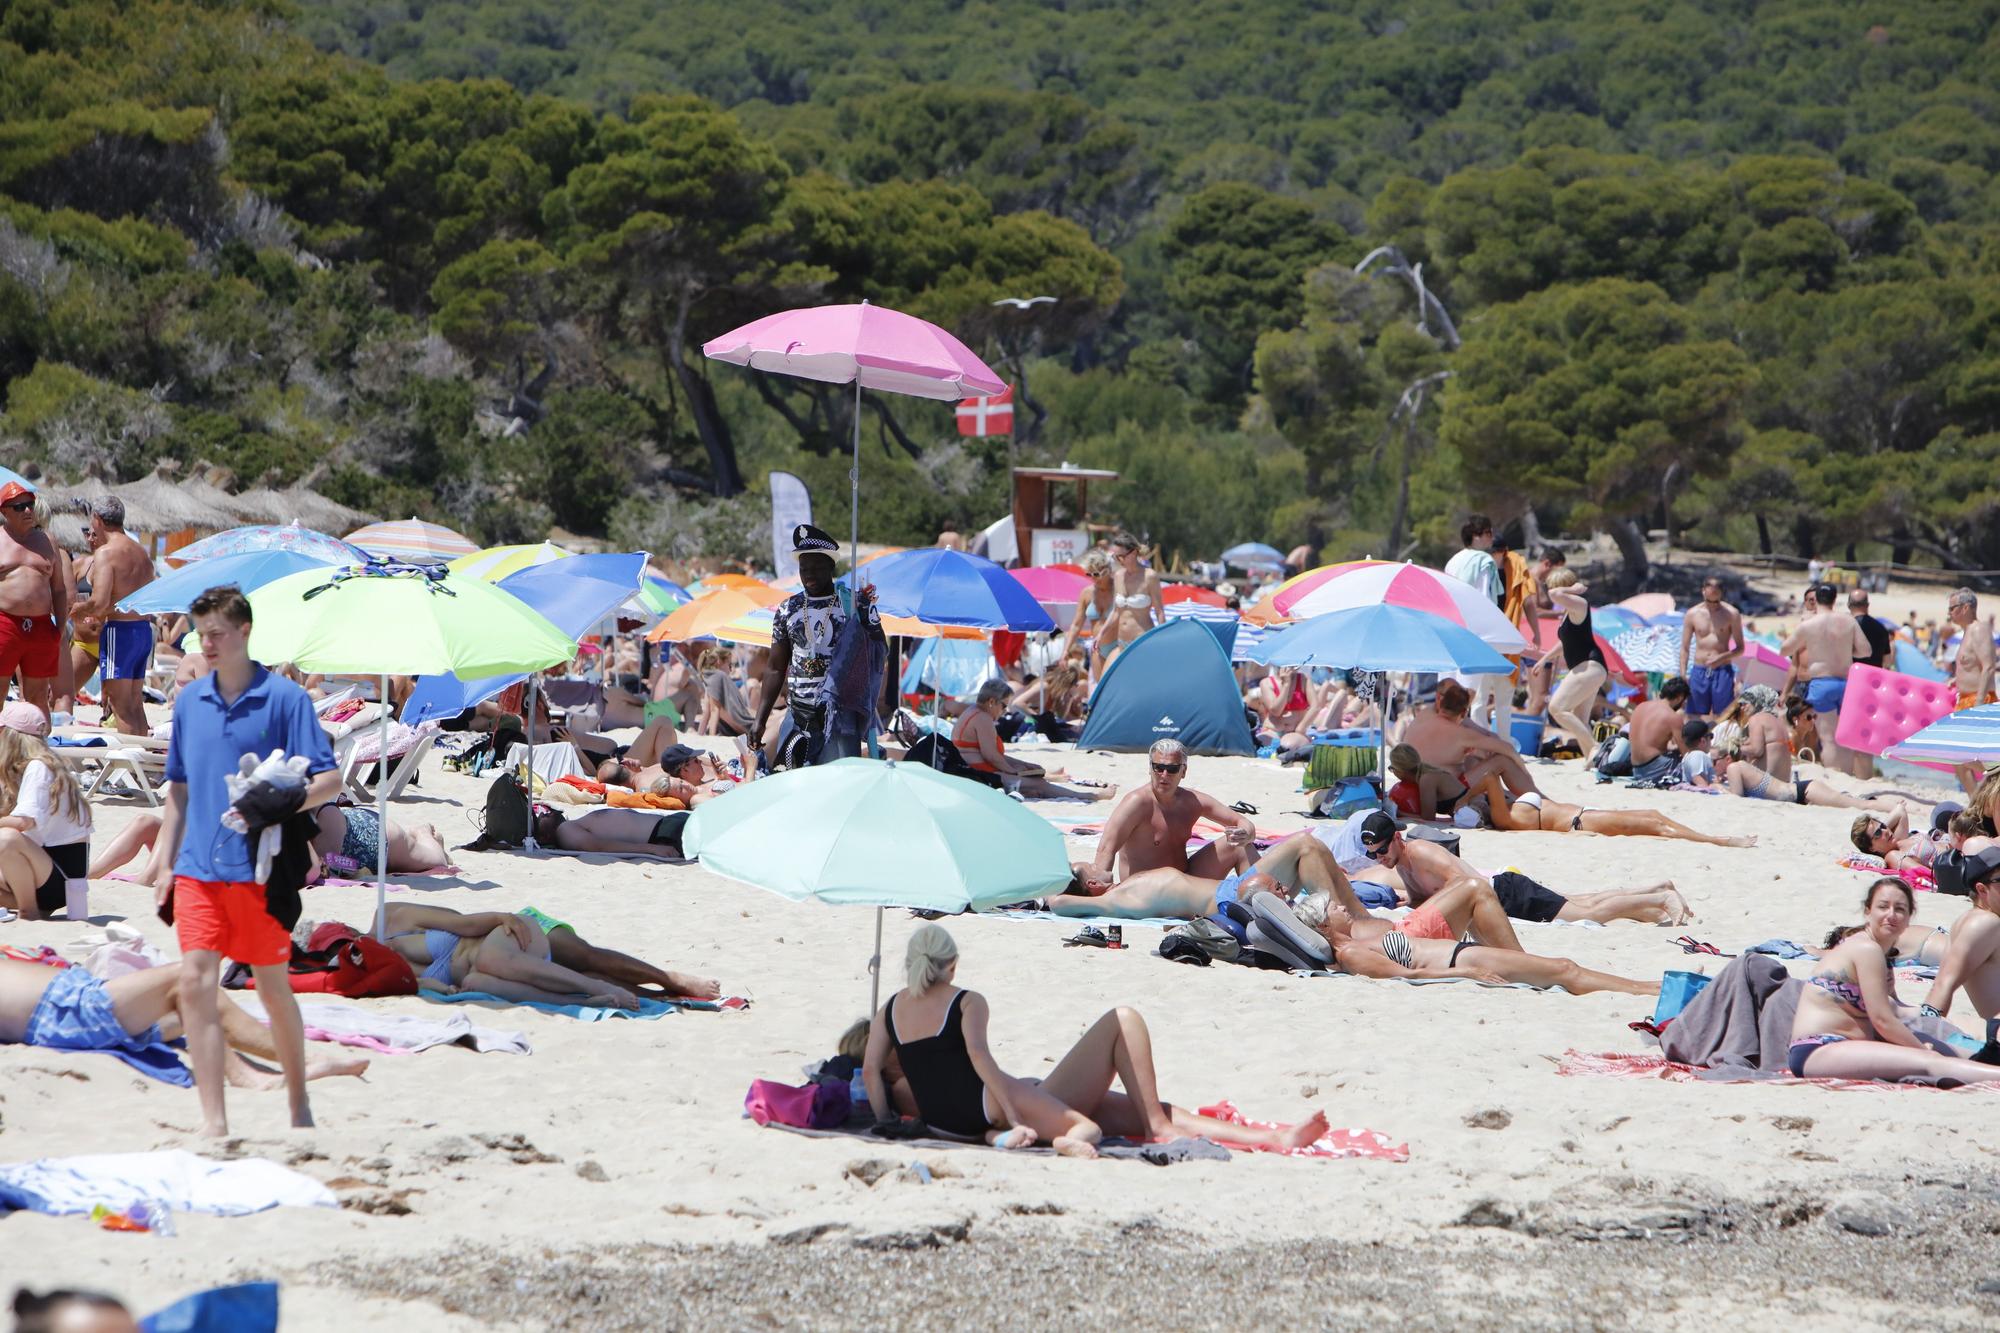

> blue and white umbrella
[1884,704,2000,766]
[1610,625,1682,674]
[1249,604,1513,675]
[1221,541,1285,570]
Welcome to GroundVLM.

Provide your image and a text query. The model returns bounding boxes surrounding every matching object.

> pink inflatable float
[1834,663,1957,771]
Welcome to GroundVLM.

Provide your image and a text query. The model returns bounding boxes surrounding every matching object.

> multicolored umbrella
[447,541,572,582]
[1270,561,1526,653]
[166,522,369,568]
[345,518,479,564]
[706,605,983,647]
[648,587,786,643]
[1610,624,1683,674]
[1162,584,1227,608]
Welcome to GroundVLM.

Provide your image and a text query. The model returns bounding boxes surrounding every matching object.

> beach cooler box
[1509,713,1546,756]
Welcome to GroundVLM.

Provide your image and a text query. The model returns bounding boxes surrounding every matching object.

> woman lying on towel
[374,903,719,1006]
[1293,892,1658,996]
[1790,878,2000,1084]
[1470,770,1756,848]
[863,925,1328,1158]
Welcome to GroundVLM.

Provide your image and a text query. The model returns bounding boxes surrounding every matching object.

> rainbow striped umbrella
[345,517,479,564]
[1270,561,1526,653]
[447,541,572,582]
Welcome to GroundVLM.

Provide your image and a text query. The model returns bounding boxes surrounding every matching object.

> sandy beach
[8,645,2000,1328]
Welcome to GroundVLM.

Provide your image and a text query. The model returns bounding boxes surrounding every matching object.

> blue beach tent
[1076,619,1257,756]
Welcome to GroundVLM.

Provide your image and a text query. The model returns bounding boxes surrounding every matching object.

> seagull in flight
[993,295,1058,309]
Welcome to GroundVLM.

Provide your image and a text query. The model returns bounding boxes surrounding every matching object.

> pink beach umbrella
[1009,565,1091,622]
[1270,561,1527,654]
[704,302,1006,567]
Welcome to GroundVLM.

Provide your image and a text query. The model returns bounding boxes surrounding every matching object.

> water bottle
[129,1201,176,1237]
[49,711,72,730]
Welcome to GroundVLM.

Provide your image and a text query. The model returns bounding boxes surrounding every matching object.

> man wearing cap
[69,496,156,735]
[1322,809,1693,926]
[0,480,68,720]
[752,523,883,769]
[1922,845,2000,1064]
[1781,583,1870,774]
[597,743,730,806]
[1947,589,1996,712]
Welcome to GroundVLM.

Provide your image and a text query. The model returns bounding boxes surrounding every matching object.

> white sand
[3,702,1978,1324]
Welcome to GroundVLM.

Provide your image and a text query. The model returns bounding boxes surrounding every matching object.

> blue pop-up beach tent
[1075,618,1257,756]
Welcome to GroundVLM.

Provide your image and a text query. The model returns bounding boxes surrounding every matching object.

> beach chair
[338,720,440,803]
[51,727,169,807]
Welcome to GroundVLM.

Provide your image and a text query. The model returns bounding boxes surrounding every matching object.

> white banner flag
[768,471,812,579]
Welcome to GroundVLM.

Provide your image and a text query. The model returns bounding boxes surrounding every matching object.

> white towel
[234,994,531,1055]
[0,1150,335,1216]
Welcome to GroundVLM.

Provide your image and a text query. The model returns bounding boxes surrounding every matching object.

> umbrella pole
[849,380,862,576]
[868,905,885,1013]
[375,672,389,942]
[523,676,540,851]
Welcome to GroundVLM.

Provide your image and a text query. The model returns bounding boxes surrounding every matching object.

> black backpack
[481,771,533,847]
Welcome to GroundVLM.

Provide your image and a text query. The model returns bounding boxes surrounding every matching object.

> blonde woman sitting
[0,708,91,920]
[862,924,1328,1158]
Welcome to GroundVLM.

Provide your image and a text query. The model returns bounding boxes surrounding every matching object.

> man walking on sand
[0,481,68,721]
[1677,576,1742,722]
[69,496,156,735]
[1948,589,1996,711]
[1444,513,1511,740]
[146,585,339,1137]
[1781,583,1869,774]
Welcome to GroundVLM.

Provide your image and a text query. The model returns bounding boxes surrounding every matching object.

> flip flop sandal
[1064,927,1110,948]
[1674,936,1731,956]
[1229,800,1259,815]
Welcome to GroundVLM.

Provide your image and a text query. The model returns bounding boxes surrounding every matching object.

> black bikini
[886,989,991,1137]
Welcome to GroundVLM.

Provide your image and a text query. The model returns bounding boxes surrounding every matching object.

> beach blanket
[0,1150,336,1216]
[764,1108,1408,1163]
[1290,968,1557,990]
[234,994,529,1055]
[991,909,1189,930]
[423,990,746,1021]
[1558,1049,2000,1092]
[1840,854,1937,891]
[761,1119,1229,1164]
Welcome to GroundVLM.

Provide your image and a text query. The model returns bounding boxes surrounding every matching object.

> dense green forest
[2,0,1997,576]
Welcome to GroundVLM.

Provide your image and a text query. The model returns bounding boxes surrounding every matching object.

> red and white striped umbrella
[1270,561,1526,654]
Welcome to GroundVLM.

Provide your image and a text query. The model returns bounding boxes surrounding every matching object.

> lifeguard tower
[1010,463,1118,567]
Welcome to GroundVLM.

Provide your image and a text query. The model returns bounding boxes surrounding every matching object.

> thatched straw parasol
[107,465,244,535]
[226,487,297,524]
[284,484,373,533]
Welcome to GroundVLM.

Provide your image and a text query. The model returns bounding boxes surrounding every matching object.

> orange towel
[607,789,686,811]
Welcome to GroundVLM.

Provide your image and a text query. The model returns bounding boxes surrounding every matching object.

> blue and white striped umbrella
[1884,704,2000,766]
[1164,600,1268,662]
[1610,625,1681,674]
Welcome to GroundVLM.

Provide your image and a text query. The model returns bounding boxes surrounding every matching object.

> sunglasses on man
[1361,839,1392,861]
[2,500,33,513]
[1150,762,1183,774]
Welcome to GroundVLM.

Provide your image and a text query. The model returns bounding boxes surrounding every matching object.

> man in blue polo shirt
[145,585,339,1137]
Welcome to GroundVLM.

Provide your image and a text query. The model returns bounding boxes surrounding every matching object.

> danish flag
[955,385,1014,437]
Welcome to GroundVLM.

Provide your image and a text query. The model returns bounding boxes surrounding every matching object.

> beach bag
[481,771,533,846]
[1158,918,1242,966]
[1404,825,1461,857]
[1651,970,1712,1026]
[1591,735,1632,778]
[1934,847,1971,897]
[1304,741,1376,791]
[745,1077,850,1129]
[255,924,417,998]
[1315,774,1384,820]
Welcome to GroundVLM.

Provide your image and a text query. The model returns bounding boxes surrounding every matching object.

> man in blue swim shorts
[1677,577,1743,721]
[69,497,158,736]
[1781,583,1872,775]
[0,957,368,1087]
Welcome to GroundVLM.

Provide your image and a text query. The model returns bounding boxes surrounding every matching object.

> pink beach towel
[1195,1101,1410,1161]
[1557,1049,2000,1093]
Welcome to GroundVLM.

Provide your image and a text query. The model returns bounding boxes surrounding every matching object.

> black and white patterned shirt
[776,590,879,711]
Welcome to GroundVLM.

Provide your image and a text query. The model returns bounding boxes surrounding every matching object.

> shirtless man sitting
[1402,680,1539,800]
[70,497,156,735]
[1677,576,1743,722]
[1612,676,1688,782]
[0,481,68,720]
[1781,583,1870,775]
[531,806,690,858]
[1090,738,1255,883]
[1948,588,1996,712]
[0,956,368,1088]
[1323,809,1693,926]
[1921,847,2000,1060]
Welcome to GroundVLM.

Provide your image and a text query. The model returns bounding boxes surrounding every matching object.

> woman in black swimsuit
[862,925,1330,1158]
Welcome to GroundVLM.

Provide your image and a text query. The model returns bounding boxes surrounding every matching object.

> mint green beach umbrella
[246,564,578,934]
[684,758,1074,1007]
